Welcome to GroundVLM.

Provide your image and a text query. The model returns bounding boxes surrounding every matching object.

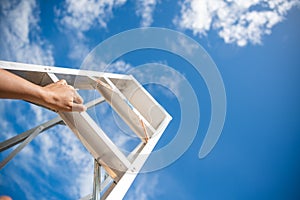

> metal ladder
[0,61,172,200]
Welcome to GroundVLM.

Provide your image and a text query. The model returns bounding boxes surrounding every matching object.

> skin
[0,69,86,112]
[0,196,12,200]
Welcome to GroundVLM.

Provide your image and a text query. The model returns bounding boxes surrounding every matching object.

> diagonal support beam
[0,125,43,170]
[0,117,62,152]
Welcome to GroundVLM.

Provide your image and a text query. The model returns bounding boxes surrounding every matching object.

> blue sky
[1,0,300,199]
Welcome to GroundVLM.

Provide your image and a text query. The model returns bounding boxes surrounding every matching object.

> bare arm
[0,69,86,112]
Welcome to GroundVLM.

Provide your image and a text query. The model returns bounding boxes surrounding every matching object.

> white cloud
[55,0,127,62]
[67,38,91,64]
[136,0,158,27]
[29,104,56,125]
[100,60,182,99]
[57,0,127,32]
[81,59,133,73]
[126,174,160,200]
[175,0,300,46]
[107,60,133,73]
[56,0,158,29]
[0,0,54,65]
[128,62,183,98]
[0,100,15,141]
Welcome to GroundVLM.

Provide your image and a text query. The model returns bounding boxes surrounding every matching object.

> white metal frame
[0,61,172,200]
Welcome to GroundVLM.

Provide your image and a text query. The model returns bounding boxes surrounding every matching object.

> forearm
[0,69,86,112]
[0,69,44,102]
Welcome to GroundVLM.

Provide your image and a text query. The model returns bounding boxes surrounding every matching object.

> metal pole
[0,126,44,170]
[0,117,62,152]
[92,159,101,200]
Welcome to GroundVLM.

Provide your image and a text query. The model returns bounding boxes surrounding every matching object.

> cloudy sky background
[1,0,300,199]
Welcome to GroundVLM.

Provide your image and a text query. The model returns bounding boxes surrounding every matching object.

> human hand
[0,69,86,112]
[0,196,12,200]
[40,79,86,112]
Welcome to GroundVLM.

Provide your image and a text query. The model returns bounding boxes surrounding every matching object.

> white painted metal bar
[0,117,62,152]
[94,77,158,143]
[93,160,101,200]
[0,60,131,81]
[0,126,43,169]
[103,76,156,134]
[104,114,172,200]
[100,174,113,193]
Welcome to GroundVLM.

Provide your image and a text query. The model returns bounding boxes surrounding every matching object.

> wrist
[37,86,48,103]
[23,84,48,106]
